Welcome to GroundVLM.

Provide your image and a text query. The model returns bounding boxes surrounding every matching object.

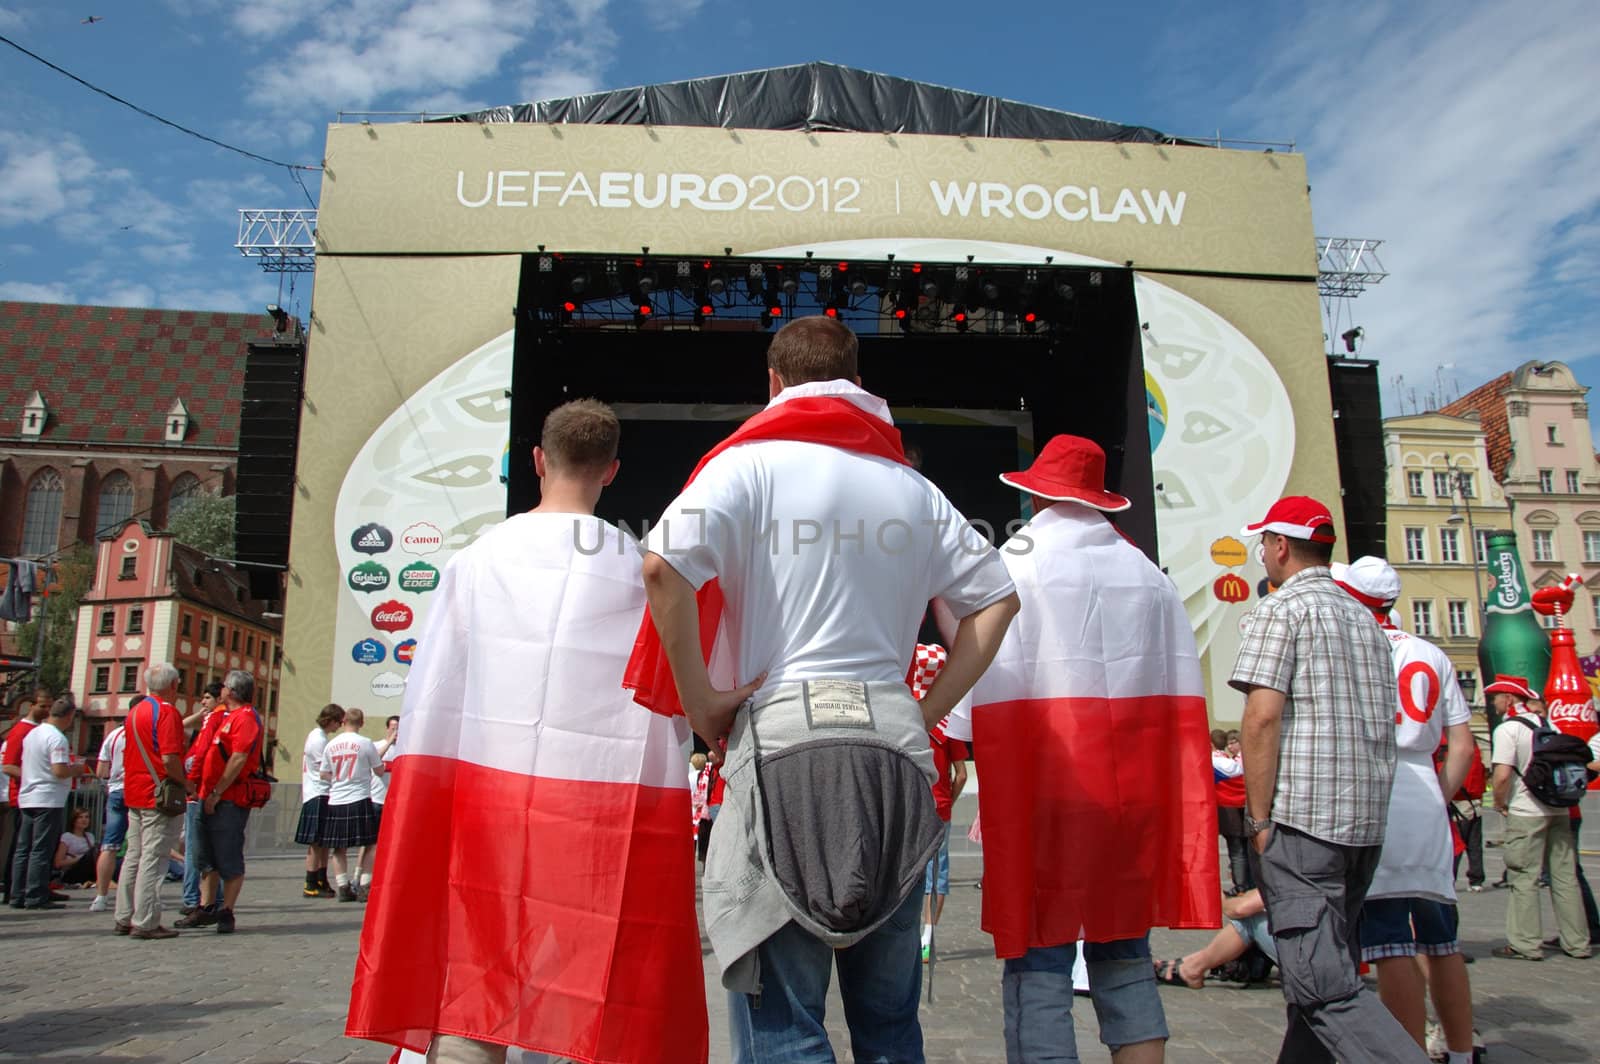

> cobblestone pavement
[2,818,1598,1063]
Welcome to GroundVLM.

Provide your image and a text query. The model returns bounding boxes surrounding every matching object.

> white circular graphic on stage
[331,238,1296,712]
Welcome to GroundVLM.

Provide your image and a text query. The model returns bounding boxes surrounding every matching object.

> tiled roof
[169,539,280,631]
[1,301,268,449]
[1441,371,1514,481]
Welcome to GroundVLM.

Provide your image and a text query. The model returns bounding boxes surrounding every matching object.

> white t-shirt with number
[1368,626,1472,902]
[98,725,126,794]
[302,727,332,803]
[320,732,383,807]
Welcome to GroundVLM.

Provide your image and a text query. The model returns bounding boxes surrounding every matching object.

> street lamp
[1446,455,1489,721]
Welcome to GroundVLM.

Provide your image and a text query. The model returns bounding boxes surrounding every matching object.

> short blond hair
[541,399,620,473]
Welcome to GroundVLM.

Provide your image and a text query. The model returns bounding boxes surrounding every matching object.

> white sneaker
[1469,884,1484,892]
[88,895,109,913]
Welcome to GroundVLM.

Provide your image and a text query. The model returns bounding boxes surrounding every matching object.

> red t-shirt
[200,705,263,804]
[185,710,225,786]
[929,723,969,822]
[122,696,186,810]
[3,719,38,805]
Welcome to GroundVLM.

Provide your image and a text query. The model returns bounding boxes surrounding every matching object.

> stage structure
[278,63,1338,764]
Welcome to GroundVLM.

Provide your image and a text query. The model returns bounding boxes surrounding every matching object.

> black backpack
[1511,716,1596,808]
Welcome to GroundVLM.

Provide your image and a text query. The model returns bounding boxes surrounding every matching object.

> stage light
[569,273,588,294]
[634,302,652,326]
[1022,311,1038,335]
[562,301,576,313]
[637,274,656,295]
[780,277,798,297]
[1342,326,1364,353]
[694,303,713,326]
[850,278,868,298]
[769,304,784,318]
[921,279,939,298]
[708,275,727,296]
[894,307,908,320]
[824,306,838,318]
[1056,281,1075,300]
[952,306,969,333]
[982,281,1001,304]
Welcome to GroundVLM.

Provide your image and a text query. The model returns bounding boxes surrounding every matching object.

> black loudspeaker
[1327,357,1387,561]
[235,338,305,598]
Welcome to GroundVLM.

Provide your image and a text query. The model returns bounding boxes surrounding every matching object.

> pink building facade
[68,520,282,757]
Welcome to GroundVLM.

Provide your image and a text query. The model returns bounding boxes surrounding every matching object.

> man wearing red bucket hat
[1229,497,1423,1063]
[962,434,1218,1063]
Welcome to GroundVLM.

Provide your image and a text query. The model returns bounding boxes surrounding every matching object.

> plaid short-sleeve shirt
[1229,566,1397,846]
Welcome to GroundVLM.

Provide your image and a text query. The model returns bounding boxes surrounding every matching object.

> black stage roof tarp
[438,61,1187,145]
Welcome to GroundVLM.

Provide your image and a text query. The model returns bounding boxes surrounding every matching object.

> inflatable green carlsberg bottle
[1477,530,1551,716]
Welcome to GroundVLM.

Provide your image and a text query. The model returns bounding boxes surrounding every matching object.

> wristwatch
[1244,815,1272,837]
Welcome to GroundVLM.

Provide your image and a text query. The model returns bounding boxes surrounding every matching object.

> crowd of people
[6,314,1600,1064]
[1,668,270,938]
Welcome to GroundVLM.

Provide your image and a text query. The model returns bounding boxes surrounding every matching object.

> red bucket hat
[1241,496,1338,543]
[999,435,1131,513]
[1483,674,1537,700]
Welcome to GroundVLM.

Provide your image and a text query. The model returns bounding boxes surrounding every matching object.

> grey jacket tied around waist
[703,679,944,995]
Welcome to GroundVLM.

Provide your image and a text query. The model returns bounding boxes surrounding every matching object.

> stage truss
[521,252,1107,337]
[236,209,317,274]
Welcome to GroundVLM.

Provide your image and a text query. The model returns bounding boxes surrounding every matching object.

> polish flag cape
[967,503,1220,957]
[623,395,907,715]
[346,512,707,1064]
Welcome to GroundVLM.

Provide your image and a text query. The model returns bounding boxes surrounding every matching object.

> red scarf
[623,395,908,716]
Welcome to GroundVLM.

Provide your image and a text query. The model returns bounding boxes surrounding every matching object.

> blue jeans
[101,790,128,851]
[182,800,204,907]
[924,822,951,897]
[9,806,65,908]
[1002,937,1168,1064]
[728,887,925,1063]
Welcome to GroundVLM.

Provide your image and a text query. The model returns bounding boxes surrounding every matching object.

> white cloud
[0,280,74,303]
[517,10,618,103]
[246,0,541,111]
[640,0,701,32]
[0,132,99,227]
[94,283,158,308]
[1222,1,1600,402]
[0,7,26,31]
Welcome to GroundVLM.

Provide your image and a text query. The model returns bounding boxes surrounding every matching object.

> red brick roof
[1,301,268,449]
[1441,371,1514,481]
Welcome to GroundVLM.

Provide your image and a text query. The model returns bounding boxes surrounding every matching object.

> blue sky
[1,0,1597,419]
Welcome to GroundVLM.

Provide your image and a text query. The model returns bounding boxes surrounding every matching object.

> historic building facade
[1443,361,1600,643]
[0,301,257,562]
[1383,412,1511,703]
[67,520,282,756]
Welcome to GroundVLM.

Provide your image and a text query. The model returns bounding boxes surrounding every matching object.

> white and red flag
[346,512,707,1064]
[966,504,1220,957]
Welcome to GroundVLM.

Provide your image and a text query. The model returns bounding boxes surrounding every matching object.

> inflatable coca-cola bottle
[1533,577,1600,789]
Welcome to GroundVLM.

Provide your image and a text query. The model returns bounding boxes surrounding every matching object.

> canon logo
[401,522,443,556]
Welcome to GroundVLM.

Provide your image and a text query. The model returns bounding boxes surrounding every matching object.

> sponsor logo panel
[370,671,407,699]
[370,600,415,633]
[352,638,387,666]
[401,521,443,555]
[399,561,440,593]
[348,560,391,593]
[394,638,417,666]
[351,523,393,555]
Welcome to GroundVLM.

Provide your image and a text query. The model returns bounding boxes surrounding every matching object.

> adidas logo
[357,530,385,547]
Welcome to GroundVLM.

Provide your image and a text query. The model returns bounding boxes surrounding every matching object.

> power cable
[0,33,321,176]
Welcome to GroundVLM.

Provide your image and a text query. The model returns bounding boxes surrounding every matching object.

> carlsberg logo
[1495,553,1524,608]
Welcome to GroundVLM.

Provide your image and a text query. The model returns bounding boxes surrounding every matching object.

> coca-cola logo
[1494,553,1523,609]
[370,600,414,632]
[1548,698,1598,730]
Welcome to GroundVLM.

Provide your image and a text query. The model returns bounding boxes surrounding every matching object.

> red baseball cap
[1241,496,1337,544]
[1483,674,1537,700]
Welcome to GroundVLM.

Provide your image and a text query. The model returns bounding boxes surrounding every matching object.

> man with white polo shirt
[318,707,386,902]
[90,705,130,913]
[634,315,1020,1062]
[1332,557,1479,1064]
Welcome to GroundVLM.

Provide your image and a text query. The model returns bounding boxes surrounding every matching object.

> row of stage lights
[529,252,1096,334]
